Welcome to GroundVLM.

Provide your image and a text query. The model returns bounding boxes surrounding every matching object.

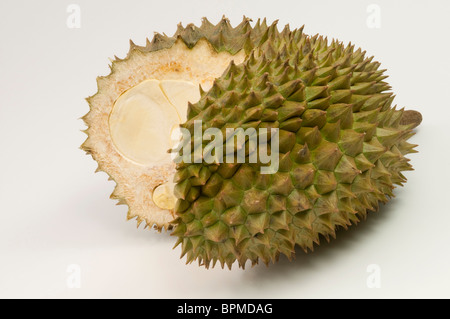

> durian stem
[400,110,422,128]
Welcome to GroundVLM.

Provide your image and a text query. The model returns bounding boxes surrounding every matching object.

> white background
[0,0,449,298]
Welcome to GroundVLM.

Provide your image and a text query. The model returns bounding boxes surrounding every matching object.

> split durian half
[81,17,271,230]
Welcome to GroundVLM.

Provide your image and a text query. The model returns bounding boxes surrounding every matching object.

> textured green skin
[126,16,271,57]
[172,21,417,269]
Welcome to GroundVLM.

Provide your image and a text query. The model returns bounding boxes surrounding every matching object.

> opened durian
[82,17,421,269]
[82,17,271,230]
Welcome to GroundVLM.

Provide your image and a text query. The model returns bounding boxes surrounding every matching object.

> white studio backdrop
[0,0,448,298]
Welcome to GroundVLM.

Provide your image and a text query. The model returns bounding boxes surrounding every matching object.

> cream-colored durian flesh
[81,17,270,230]
[109,79,195,166]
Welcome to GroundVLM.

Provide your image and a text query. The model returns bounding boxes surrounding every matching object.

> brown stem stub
[400,110,422,129]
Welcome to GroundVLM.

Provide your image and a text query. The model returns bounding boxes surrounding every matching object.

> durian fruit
[81,17,272,230]
[172,21,421,269]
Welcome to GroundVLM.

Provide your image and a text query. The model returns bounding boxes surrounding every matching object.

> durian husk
[81,17,272,230]
[172,20,421,269]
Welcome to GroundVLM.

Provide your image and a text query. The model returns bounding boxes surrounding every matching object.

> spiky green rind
[122,16,272,60]
[172,21,417,269]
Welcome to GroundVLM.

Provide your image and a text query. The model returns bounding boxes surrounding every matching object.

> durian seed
[153,180,177,210]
